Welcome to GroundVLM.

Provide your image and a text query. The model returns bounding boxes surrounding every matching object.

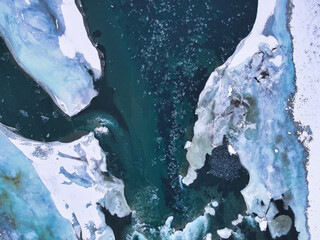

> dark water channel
[0,0,274,238]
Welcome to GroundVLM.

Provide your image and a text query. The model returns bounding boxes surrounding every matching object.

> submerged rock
[268,215,292,239]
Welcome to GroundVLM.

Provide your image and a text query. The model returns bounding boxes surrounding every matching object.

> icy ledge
[183,0,308,238]
[289,0,320,239]
[0,0,102,116]
[0,124,131,240]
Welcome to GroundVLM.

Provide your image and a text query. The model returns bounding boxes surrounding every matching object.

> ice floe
[0,123,131,240]
[217,228,232,239]
[231,214,243,226]
[183,0,309,238]
[0,0,102,116]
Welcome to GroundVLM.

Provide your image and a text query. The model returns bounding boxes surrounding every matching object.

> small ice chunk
[228,144,237,155]
[211,201,219,208]
[184,141,192,149]
[41,115,49,123]
[232,214,243,226]
[217,228,232,239]
[204,206,215,216]
[204,233,212,240]
[19,110,29,117]
[255,216,268,231]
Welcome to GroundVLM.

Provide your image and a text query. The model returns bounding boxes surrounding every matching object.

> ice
[204,233,212,240]
[231,214,243,226]
[182,0,308,238]
[289,0,320,238]
[255,217,268,232]
[217,228,232,239]
[0,123,131,240]
[0,0,102,116]
[268,215,292,239]
[58,0,101,77]
[160,214,209,240]
[0,127,75,239]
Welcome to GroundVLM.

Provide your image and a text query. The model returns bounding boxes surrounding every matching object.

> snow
[289,0,320,239]
[58,0,101,77]
[227,144,237,155]
[0,123,131,240]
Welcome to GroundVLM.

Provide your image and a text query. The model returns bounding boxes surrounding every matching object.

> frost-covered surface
[289,0,320,239]
[0,0,101,116]
[183,0,308,238]
[0,123,131,240]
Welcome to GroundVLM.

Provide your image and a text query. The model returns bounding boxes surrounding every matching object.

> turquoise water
[1,0,301,239]
[79,0,258,238]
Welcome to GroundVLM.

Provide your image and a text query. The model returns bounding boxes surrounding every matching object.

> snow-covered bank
[0,0,102,116]
[183,0,309,238]
[0,129,75,239]
[0,123,131,240]
[289,0,320,239]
